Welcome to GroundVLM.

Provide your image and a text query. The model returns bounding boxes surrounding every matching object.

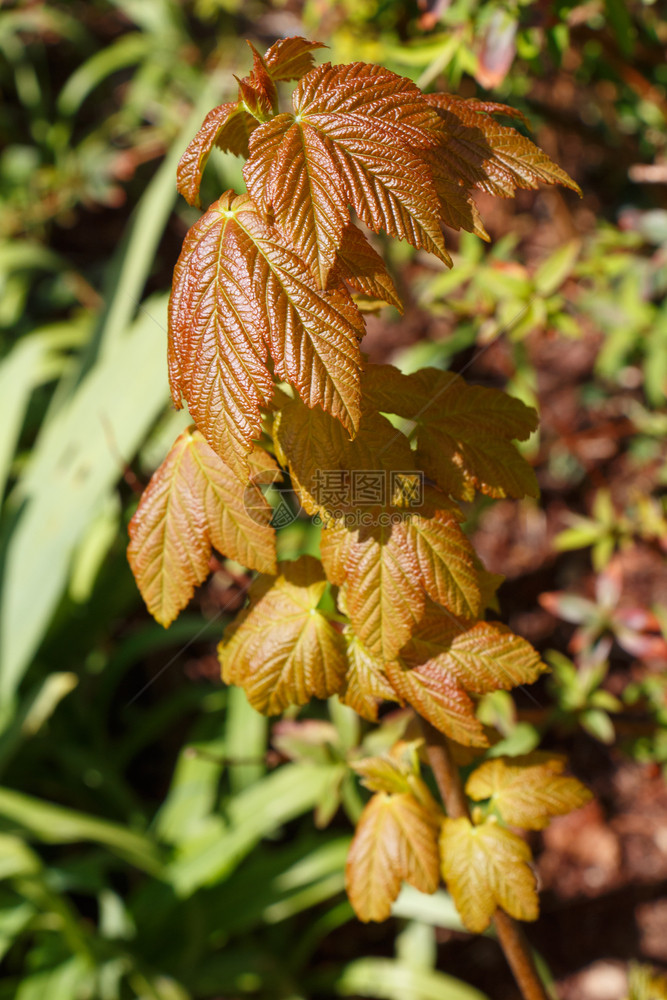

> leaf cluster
[125,37,587,937]
[346,748,591,930]
[129,37,580,739]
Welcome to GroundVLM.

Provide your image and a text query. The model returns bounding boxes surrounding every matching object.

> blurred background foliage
[0,0,666,997]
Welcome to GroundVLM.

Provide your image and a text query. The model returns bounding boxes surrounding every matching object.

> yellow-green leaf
[127,429,277,627]
[218,555,346,714]
[346,792,440,922]
[465,754,593,830]
[439,817,538,933]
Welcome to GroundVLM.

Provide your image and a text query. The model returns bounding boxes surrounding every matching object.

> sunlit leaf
[364,364,539,500]
[402,604,547,694]
[127,429,277,627]
[346,792,440,922]
[263,36,327,82]
[244,61,452,288]
[385,651,487,748]
[219,555,346,713]
[168,192,364,476]
[177,102,258,207]
[404,510,481,620]
[439,817,538,933]
[465,754,592,830]
[333,224,402,311]
[341,629,398,721]
[425,94,581,199]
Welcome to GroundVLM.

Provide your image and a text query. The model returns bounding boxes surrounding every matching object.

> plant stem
[418,718,550,1000]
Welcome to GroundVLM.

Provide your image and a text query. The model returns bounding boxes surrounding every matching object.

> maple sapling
[128,37,591,1000]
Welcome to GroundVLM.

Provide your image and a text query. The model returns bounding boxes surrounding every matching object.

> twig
[418,718,550,1000]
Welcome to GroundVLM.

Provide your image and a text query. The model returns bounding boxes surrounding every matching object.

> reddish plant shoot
[127,37,591,991]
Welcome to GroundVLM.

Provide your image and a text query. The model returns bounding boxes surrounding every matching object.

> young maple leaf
[346,791,441,922]
[168,192,365,476]
[403,603,547,693]
[384,603,546,746]
[330,224,402,312]
[364,364,539,501]
[218,555,346,714]
[331,523,425,663]
[385,650,487,747]
[341,629,398,721]
[465,753,592,830]
[127,429,277,627]
[177,38,324,209]
[244,61,452,288]
[424,94,582,200]
[272,391,415,519]
[273,394,479,660]
[439,816,539,933]
[262,37,327,82]
[177,102,259,207]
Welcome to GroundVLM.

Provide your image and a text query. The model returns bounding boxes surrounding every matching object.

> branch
[418,718,550,1000]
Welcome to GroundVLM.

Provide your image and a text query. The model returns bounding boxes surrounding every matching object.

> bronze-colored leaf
[177,102,258,207]
[244,61,452,287]
[168,192,364,477]
[385,651,487,748]
[332,224,403,311]
[127,429,277,627]
[346,791,440,922]
[341,628,398,721]
[425,93,581,199]
[364,364,539,500]
[401,603,547,695]
[219,555,347,714]
[263,37,326,82]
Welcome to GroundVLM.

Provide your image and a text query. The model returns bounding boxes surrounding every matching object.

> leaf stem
[417,718,550,1000]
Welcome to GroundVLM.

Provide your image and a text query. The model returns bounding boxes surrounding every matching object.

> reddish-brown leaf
[167,191,275,479]
[235,45,278,119]
[169,193,364,476]
[401,602,547,694]
[177,102,258,207]
[244,61,452,286]
[385,651,487,747]
[244,113,349,286]
[127,429,277,627]
[425,93,581,199]
[263,37,326,82]
[332,225,402,311]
